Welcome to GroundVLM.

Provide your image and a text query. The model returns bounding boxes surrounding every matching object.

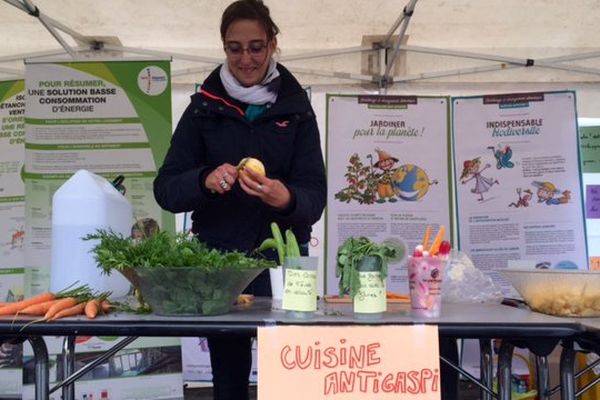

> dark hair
[220,0,280,42]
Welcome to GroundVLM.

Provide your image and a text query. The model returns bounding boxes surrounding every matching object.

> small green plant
[336,236,405,298]
[256,222,300,265]
[334,153,378,204]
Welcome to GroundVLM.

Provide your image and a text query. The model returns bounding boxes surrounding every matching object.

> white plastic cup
[408,256,445,318]
[282,256,318,319]
[269,266,284,310]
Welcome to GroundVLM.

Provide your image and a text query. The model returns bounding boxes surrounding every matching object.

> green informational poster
[580,126,600,173]
[24,60,174,294]
[0,79,25,398]
[22,61,183,400]
[0,79,25,268]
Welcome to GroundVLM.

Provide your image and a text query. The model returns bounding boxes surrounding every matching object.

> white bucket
[50,170,132,298]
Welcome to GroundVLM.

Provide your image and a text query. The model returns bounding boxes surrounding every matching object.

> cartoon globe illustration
[391,164,431,201]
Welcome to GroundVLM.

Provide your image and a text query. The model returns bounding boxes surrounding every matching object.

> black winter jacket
[154,64,326,254]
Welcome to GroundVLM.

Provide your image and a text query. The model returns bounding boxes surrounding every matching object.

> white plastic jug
[51,169,132,298]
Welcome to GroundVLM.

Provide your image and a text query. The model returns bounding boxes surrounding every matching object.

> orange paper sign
[258,325,440,399]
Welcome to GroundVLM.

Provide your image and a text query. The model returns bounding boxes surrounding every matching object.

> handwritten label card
[587,185,600,218]
[282,268,317,312]
[258,325,441,399]
[354,271,386,313]
[580,126,600,173]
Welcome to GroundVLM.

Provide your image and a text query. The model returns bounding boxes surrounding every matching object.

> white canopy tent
[1,0,600,102]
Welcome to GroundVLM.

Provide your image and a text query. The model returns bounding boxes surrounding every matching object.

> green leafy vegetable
[335,236,404,299]
[255,222,301,264]
[84,229,276,315]
[85,229,275,272]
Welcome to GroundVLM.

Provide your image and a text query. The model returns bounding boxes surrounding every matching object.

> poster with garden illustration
[325,94,452,294]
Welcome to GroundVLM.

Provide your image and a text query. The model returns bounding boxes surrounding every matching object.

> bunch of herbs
[85,229,275,272]
[336,236,403,298]
[84,229,275,315]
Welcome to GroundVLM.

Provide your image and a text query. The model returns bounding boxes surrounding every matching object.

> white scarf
[220,59,280,105]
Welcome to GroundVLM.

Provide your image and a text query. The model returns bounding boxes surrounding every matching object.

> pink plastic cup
[408,255,446,318]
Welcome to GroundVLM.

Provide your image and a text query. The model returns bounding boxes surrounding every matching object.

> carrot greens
[85,229,275,272]
[84,229,275,315]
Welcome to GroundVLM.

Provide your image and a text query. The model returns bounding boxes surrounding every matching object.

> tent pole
[382,0,419,85]
[44,16,88,44]
[0,66,23,77]
[401,44,531,65]
[378,45,387,94]
[383,13,406,46]
[2,0,27,12]
[172,65,219,78]
[534,62,600,77]
[287,66,374,82]
[279,46,372,62]
[102,44,222,64]
[33,14,77,58]
[0,49,68,63]
[392,64,521,83]
[4,0,79,57]
[397,45,600,78]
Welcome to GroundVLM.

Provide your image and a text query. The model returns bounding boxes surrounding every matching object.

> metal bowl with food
[501,268,600,317]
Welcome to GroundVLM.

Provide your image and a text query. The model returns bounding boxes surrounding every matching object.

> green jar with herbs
[335,236,406,320]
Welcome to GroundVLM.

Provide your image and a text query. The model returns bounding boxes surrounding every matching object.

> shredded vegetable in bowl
[501,268,600,317]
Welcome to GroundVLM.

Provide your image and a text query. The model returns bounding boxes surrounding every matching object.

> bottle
[50,170,132,297]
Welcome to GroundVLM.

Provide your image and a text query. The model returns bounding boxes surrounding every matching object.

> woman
[153,0,326,398]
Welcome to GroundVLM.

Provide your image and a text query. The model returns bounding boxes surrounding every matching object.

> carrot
[84,299,100,319]
[386,292,410,300]
[44,297,78,320]
[429,225,446,256]
[101,300,112,314]
[0,292,55,316]
[49,302,86,320]
[422,225,432,252]
[19,299,62,315]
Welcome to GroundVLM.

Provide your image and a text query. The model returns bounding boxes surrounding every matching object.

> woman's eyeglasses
[224,40,268,58]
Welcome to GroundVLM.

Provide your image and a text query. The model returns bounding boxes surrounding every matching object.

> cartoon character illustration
[531,181,571,205]
[391,164,437,201]
[334,151,435,204]
[508,188,533,208]
[487,144,514,169]
[369,148,399,203]
[460,157,499,201]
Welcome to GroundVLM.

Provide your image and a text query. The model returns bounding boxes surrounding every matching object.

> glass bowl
[119,266,264,316]
[501,268,600,317]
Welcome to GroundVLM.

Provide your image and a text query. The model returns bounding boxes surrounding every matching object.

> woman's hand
[204,163,238,194]
[239,168,291,210]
